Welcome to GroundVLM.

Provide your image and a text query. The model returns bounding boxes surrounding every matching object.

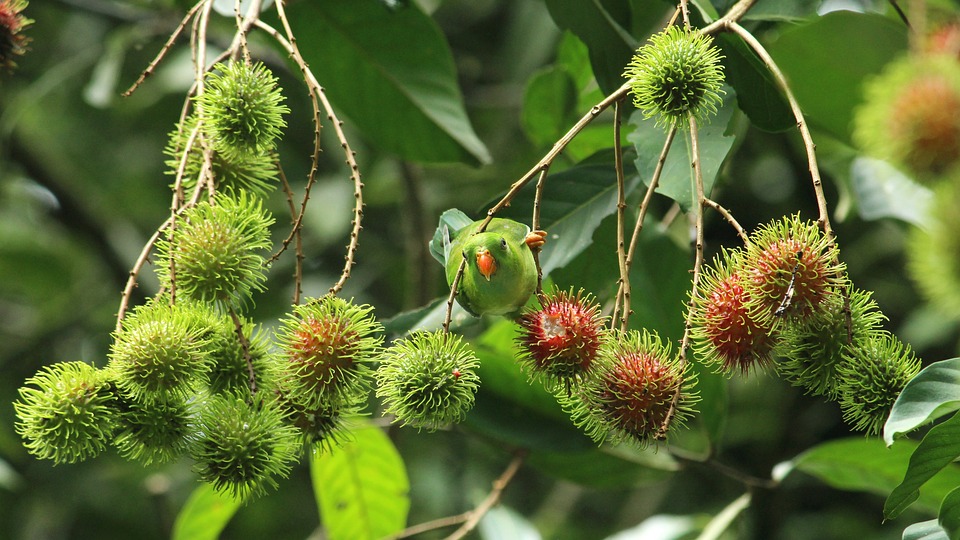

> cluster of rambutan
[688,214,920,435]
[14,60,358,500]
[514,289,697,447]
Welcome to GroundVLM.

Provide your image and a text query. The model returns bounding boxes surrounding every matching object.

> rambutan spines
[276,296,383,410]
[740,214,847,328]
[567,329,697,447]
[515,289,609,388]
[690,249,777,374]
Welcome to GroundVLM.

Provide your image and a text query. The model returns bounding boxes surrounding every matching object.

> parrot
[430,209,547,318]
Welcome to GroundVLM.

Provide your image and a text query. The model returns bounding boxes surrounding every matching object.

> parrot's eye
[499,238,508,250]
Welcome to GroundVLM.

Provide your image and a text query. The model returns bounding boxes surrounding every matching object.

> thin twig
[661,115,706,439]
[444,450,527,540]
[613,99,632,332]
[276,165,304,304]
[443,254,468,334]
[704,197,748,244]
[531,167,549,298]
[228,307,257,396]
[725,21,833,240]
[122,0,204,97]
[669,447,779,490]
[257,16,363,296]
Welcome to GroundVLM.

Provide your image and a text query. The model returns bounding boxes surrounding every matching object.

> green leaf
[282,0,490,165]
[775,437,960,514]
[479,505,542,540]
[312,422,410,540]
[628,88,737,213]
[522,66,579,148]
[171,483,242,540]
[885,411,960,519]
[543,0,642,93]
[941,488,960,540]
[716,34,794,132]
[527,445,678,488]
[904,519,950,540]
[851,157,933,227]
[742,0,820,21]
[767,11,908,143]
[884,358,960,446]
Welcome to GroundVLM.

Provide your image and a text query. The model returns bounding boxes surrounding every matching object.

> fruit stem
[614,98,633,332]
[443,253,468,334]
[531,167,549,298]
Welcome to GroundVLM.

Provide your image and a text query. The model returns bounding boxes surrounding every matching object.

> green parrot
[430,209,546,317]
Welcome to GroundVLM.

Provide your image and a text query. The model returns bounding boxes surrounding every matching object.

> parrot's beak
[476,249,497,281]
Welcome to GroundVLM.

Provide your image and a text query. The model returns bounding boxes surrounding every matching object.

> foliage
[4,0,960,539]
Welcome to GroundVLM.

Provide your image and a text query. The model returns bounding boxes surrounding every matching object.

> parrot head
[474,236,508,281]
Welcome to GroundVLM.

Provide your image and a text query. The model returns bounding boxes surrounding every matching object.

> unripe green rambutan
[854,55,960,181]
[112,392,194,465]
[197,61,289,162]
[376,331,480,431]
[165,114,279,195]
[740,214,847,328]
[191,394,299,500]
[157,191,274,309]
[276,296,383,410]
[775,287,887,398]
[836,332,921,435]
[108,299,212,401]
[690,248,777,374]
[624,25,725,126]
[14,361,116,464]
[515,289,609,390]
[565,329,697,447]
[907,180,960,318]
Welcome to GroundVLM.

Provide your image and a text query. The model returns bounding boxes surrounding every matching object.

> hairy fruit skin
[276,296,383,410]
[516,289,609,389]
[112,392,194,465]
[567,330,697,447]
[907,181,960,318]
[690,249,777,374]
[191,395,299,500]
[0,0,30,72]
[837,333,921,435]
[157,191,274,309]
[854,55,960,181]
[376,331,480,431]
[740,214,847,328]
[775,287,887,398]
[14,361,117,464]
[197,61,289,163]
[624,25,725,126]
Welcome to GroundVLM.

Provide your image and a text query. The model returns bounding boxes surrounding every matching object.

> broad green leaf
[775,437,960,514]
[628,88,737,213]
[851,157,933,227]
[312,423,410,540]
[767,11,908,143]
[283,0,490,165]
[884,358,960,445]
[171,483,242,540]
[699,492,751,540]
[941,488,960,540]
[742,0,820,21]
[522,66,578,148]
[885,411,960,519]
[904,519,950,540]
[527,445,678,488]
[716,34,794,132]
[544,0,641,93]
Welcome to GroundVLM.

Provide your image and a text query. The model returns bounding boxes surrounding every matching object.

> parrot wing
[429,208,475,265]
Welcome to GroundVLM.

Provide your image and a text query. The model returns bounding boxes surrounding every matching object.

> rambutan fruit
[276,296,383,410]
[854,55,960,181]
[566,329,697,447]
[907,180,960,318]
[0,0,31,73]
[376,330,480,431]
[690,248,777,374]
[515,289,609,390]
[740,214,847,328]
[836,332,921,435]
[775,286,887,398]
[112,392,194,466]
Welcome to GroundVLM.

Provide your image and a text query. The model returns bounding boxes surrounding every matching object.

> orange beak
[476,249,497,281]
